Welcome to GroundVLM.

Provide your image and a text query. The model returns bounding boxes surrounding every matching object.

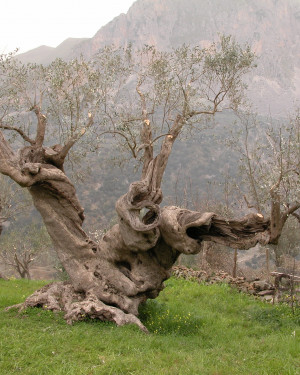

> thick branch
[1,161,74,188]
[152,114,184,189]
[160,206,270,252]
[32,106,47,147]
[136,84,153,178]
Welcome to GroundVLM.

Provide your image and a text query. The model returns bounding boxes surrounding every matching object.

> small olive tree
[0,224,52,279]
[224,109,300,266]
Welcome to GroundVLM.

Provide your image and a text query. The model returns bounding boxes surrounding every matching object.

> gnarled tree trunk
[0,101,275,332]
[2,139,271,331]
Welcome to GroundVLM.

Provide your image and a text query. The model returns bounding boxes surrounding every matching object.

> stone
[252,280,273,291]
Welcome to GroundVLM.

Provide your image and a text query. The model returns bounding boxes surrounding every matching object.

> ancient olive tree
[0,37,273,331]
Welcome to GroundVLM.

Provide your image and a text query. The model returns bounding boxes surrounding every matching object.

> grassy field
[0,278,299,375]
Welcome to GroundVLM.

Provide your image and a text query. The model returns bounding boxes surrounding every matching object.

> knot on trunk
[116,179,161,252]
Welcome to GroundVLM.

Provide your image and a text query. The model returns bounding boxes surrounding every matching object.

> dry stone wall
[172,265,300,304]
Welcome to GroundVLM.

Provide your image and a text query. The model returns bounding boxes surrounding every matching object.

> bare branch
[0,123,35,145]
[292,211,300,224]
[243,195,257,210]
[99,130,138,159]
[151,115,185,189]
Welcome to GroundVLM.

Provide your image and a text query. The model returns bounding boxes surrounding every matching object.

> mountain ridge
[17,38,90,65]
[16,0,300,116]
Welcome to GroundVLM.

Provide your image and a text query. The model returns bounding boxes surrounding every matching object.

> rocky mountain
[17,0,300,116]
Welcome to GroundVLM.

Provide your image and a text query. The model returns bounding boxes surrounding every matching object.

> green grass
[0,278,299,375]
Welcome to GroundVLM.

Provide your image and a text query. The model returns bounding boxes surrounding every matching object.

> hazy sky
[1,0,136,54]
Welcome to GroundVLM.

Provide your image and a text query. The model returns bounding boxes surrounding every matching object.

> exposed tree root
[5,282,148,333]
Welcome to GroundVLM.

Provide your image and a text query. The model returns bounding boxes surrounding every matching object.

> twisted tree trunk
[3,147,270,331]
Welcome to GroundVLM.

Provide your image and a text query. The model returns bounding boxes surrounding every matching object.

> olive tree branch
[0,122,35,145]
